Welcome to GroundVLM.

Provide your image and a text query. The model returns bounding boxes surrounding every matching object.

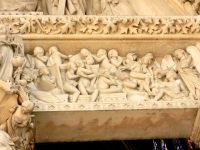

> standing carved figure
[173,48,200,100]
[0,25,19,79]
[41,0,86,15]
[86,0,137,15]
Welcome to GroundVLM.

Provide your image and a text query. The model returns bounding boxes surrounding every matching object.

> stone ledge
[33,100,200,112]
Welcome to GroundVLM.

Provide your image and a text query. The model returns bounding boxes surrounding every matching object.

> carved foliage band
[1,16,200,35]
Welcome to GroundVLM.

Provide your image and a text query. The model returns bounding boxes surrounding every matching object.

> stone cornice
[1,15,200,38]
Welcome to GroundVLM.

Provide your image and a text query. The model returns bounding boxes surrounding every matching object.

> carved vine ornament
[1,15,200,35]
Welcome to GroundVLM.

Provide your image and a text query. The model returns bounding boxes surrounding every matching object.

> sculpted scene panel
[0,16,199,150]
[0,23,199,106]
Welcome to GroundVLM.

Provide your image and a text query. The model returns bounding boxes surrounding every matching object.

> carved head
[141,53,154,66]
[21,101,34,114]
[49,46,58,55]
[97,49,107,57]
[39,66,50,76]
[120,72,129,81]
[108,49,118,59]
[33,47,44,56]
[75,59,84,68]
[0,130,15,150]
[80,49,90,58]
[126,52,137,61]
[174,49,187,60]
[66,62,77,71]
[166,70,177,80]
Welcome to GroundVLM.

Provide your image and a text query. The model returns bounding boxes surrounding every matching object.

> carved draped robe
[0,42,13,79]
[86,0,136,15]
[176,55,200,100]
[41,0,86,15]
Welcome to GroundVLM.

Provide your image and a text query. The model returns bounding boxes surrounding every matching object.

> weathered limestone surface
[34,109,197,142]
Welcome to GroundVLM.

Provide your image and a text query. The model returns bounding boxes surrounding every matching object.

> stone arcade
[1,0,200,149]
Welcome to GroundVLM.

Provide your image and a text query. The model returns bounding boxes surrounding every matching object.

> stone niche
[1,1,200,150]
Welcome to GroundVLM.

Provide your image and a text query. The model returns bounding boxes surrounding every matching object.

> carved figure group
[0,24,35,150]
[1,23,200,104]
[0,0,137,16]
[3,41,199,103]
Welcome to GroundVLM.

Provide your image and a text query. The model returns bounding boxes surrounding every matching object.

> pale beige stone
[1,0,200,148]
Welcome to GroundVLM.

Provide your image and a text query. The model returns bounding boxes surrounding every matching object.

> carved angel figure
[173,47,200,100]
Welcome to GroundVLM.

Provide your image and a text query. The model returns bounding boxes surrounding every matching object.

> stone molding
[1,15,200,36]
[33,100,199,112]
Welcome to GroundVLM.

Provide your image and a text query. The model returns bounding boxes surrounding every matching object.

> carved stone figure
[70,48,94,65]
[0,101,34,150]
[47,46,71,67]
[108,49,122,68]
[31,46,48,69]
[38,66,61,95]
[153,70,188,101]
[97,70,122,94]
[86,0,137,15]
[92,49,117,74]
[75,59,99,102]
[178,0,199,15]
[173,48,200,100]
[120,72,137,93]
[41,0,86,15]
[119,53,154,96]
[0,0,40,12]
[0,24,20,79]
[0,130,15,150]
[63,62,80,103]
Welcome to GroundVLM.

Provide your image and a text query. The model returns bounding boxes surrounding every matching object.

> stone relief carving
[27,43,200,104]
[0,23,198,105]
[177,0,200,15]
[1,16,200,35]
[0,24,35,150]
